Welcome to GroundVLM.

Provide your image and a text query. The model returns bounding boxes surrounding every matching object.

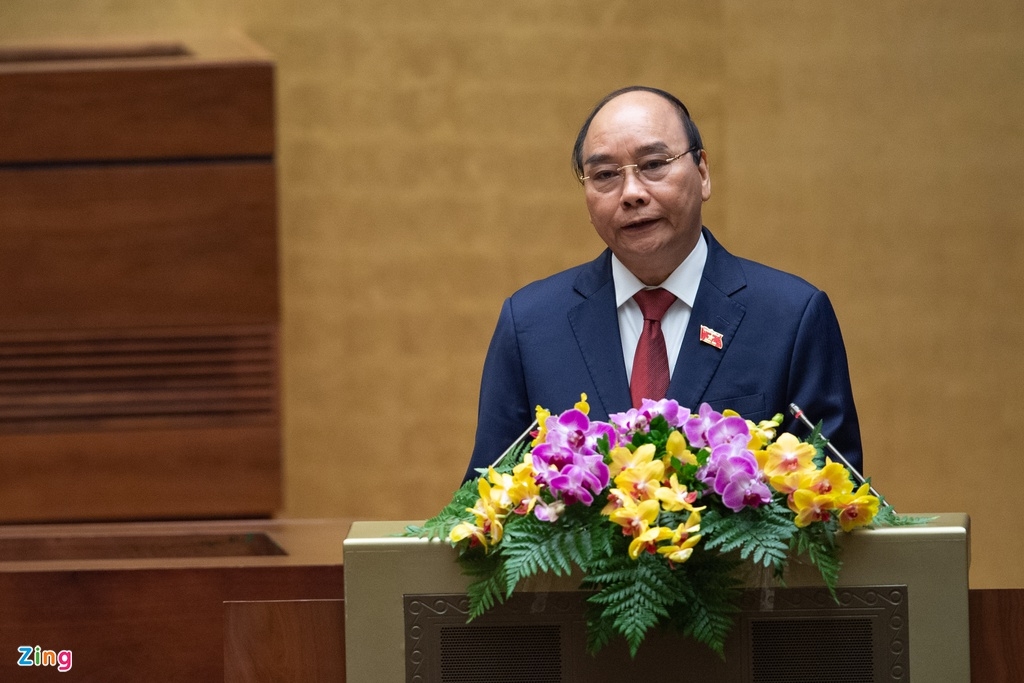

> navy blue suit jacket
[465,228,861,480]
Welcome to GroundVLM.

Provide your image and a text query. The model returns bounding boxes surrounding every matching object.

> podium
[344,514,970,682]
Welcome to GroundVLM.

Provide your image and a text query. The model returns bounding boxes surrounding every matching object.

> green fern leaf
[584,553,680,657]
[702,502,795,568]
[403,478,479,540]
[457,551,509,620]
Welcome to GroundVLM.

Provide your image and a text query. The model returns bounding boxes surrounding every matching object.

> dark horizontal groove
[0,397,274,416]
[0,154,273,172]
[0,338,274,361]
[0,373,272,391]
[0,385,275,404]
[0,405,275,424]
[0,363,273,379]
[0,42,191,64]
[0,352,273,366]
[0,334,272,352]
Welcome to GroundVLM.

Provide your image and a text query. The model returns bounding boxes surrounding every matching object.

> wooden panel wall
[0,36,280,521]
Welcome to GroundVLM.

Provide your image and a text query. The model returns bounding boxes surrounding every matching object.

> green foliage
[873,505,935,526]
[583,553,679,657]
[403,478,478,540]
[669,552,743,656]
[500,508,613,595]
[462,556,509,620]
[701,501,795,570]
[790,522,842,598]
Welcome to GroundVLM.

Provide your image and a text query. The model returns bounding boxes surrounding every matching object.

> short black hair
[571,85,704,181]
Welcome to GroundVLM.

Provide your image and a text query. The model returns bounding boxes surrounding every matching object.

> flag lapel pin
[699,325,724,349]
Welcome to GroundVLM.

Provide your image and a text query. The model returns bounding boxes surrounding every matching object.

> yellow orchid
[614,458,665,502]
[788,488,836,528]
[763,433,818,480]
[835,484,880,532]
[745,414,783,450]
[629,525,674,560]
[508,464,541,514]
[449,521,488,548]
[600,487,636,515]
[665,430,697,467]
[657,510,703,564]
[654,473,703,513]
[767,470,811,496]
[531,405,551,446]
[468,498,505,545]
[807,459,855,498]
[608,498,660,537]
[574,393,590,414]
[474,472,517,517]
[484,468,516,511]
[450,488,507,550]
[608,443,656,478]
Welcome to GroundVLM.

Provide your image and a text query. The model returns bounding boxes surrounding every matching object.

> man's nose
[619,166,649,206]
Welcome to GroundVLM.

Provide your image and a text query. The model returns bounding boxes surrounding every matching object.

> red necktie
[630,288,677,409]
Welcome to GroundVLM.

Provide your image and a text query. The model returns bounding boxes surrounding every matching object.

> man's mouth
[622,218,659,230]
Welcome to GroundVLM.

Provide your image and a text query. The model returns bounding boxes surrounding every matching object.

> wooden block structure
[0,518,347,681]
[0,36,280,521]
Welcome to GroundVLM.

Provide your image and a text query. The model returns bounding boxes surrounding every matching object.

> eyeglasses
[579,146,700,193]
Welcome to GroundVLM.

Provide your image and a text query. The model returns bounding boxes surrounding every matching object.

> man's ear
[698,149,711,202]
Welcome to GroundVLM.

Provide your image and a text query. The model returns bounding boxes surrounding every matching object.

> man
[464,86,861,480]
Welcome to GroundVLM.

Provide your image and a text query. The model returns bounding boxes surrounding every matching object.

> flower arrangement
[408,395,912,657]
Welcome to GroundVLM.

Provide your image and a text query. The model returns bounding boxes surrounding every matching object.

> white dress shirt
[612,233,708,383]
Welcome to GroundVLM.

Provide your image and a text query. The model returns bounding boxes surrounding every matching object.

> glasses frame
[578,145,701,191]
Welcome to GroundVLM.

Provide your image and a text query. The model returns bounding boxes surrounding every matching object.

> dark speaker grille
[751,617,874,683]
[438,624,561,683]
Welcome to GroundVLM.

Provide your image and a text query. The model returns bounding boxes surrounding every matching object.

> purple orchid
[706,415,751,449]
[542,408,616,455]
[531,409,612,507]
[547,462,605,506]
[609,399,690,439]
[530,443,574,486]
[533,499,566,522]
[711,450,772,512]
[697,440,747,487]
[683,403,724,449]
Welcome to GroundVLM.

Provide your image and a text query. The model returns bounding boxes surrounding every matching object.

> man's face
[580,91,711,285]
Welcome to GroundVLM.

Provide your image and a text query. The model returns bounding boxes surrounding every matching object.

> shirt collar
[611,233,708,308]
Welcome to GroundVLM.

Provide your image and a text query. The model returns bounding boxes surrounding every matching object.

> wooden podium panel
[0,36,279,520]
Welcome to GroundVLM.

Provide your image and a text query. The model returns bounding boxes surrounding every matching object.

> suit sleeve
[786,290,864,473]
[463,298,534,482]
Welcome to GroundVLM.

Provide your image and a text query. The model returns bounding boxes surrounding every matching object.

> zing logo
[17,646,73,672]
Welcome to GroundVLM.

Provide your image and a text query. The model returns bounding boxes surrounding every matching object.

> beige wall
[2,1,1021,589]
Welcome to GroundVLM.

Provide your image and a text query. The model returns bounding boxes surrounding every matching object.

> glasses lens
[636,155,673,182]
[587,168,622,192]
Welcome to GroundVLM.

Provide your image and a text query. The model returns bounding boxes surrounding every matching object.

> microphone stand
[788,403,893,512]
[487,419,539,470]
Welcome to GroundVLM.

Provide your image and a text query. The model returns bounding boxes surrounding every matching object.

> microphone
[788,403,892,511]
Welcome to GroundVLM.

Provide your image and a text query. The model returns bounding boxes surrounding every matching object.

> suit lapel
[567,251,631,419]
[668,229,747,411]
